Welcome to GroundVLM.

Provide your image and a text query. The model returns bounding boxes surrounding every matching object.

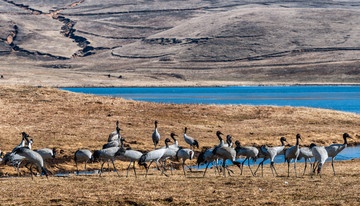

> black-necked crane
[310,143,328,178]
[254,137,287,177]
[108,121,120,142]
[297,146,313,175]
[103,126,121,149]
[160,133,180,175]
[152,120,161,149]
[183,127,199,150]
[115,138,143,178]
[325,133,352,176]
[197,147,221,177]
[74,149,93,174]
[235,140,259,176]
[212,132,241,177]
[284,134,302,177]
[138,138,171,177]
[11,132,30,152]
[13,147,49,179]
[34,148,57,161]
[198,131,225,177]
[93,146,122,177]
[176,148,194,176]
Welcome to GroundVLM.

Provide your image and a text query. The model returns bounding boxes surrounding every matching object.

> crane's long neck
[20,137,25,147]
[171,135,178,145]
[120,139,124,148]
[343,136,348,146]
[184,127,187,135]
[296,137,300,146]
[217,134,224,146]
[165,141,169,148]
[226,137,232,147]
[281,139,286,146]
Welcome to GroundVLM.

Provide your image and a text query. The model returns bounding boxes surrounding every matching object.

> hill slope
[0,0,360,86]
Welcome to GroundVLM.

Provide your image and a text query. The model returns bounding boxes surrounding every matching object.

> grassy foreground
[0,85,359,205]
[1,160,360,205]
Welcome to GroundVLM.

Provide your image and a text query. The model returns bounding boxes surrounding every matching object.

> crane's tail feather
[233,161,241,169]
[138,154,147,167]
[193,140,199,149]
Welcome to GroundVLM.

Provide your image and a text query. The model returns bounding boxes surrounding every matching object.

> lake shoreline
[56,83,360,88]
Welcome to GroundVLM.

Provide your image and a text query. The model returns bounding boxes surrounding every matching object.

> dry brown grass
[0,159,359,205]
[0,85,359,205]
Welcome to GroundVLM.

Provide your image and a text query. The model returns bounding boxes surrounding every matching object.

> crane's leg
[203,162,211,177]
[287,160,290,177]
[111,159,120,177]
[331,157,336,176]
[132,161,137,178]
[156,161,168,177]
[17,161,22,176]
[99,161,106,176]
[271,162,279,176]
[29,164,34,180]
[145,161,153,177]
[222,160,226,177]
[84,161,88,176]
[170,161,174,175]
[294,159,297,177]
[303,158,307,176]
[75,161,79,174]
[126,161,132,177]
[248,158,255,176]
[254,159,265,176]
[241,159,247,175]
[182,160,186,177]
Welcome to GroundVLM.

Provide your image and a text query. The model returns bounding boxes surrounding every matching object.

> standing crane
[254,137,287,177]
[74,149,93,174]
[234,140,259,176]
[183,127,199,150]
[152,120,161,149]
[138,138,171,177]
[297,146,313,175]
[310,143,328,178]
[284,134,302,177]
[325,133,352,176]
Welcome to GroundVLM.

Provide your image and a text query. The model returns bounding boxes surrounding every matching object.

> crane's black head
[52,148,57,158]
[280,137,287,142]
[21,132,30,143]
[116,120,119,127]
[92,150,101,162]
[309,143,317,149]
[184,127,188,133]
[165,138,171,143]
[216,131,223,136]
[235,140,241,147]
[343,133,352,139]
[155,120,158,125]
[296,134,302,140]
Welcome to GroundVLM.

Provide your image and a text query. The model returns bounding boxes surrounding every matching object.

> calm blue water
[60,86,360,114]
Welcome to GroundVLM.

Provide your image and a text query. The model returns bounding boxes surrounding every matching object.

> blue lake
[60,86,360,114]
